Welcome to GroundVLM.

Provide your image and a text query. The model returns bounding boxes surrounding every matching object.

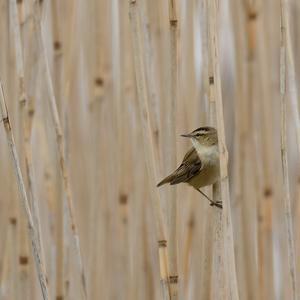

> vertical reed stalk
[10,1,30,298]
[139,1,161,153]
[181,207,194,292]
[211,182,225,300]
[239,2,258,298]
[167,0,178,298]
[50,1,64,299]
[32,3,87,298]
[128,1,171,298]
[0,82,49,299]
[282,6,300,152]
[255,5,275,298]
[9,217,18,299]
[86,0,109,298]
[196,1,215,298]
[280,2,298,299]
[207,0,239,298]
[113,0,131,298]
[10,0,47,298]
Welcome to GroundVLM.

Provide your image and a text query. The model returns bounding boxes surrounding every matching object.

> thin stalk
[128,1,171,299]
[86,1,108,299]
[240,2,258,298]
[0,82,49,300]
[113,0,130,298]
[10,1,47,298]
[196,1,215,298]
[255,3,275,298]
[207,0,239,298]
[282,4,300,153]
[139,1,161,154]
[167,0,178,298]
[199,199,214,300]
[280,2,298,299]
[10,0,44,258]
[0,227,9,297]
[182,206,194,293]
[9,217,18,299]
[211,182,225,300]
[50,1,64,299]
[31,3,87,298]
[10,1,31,299]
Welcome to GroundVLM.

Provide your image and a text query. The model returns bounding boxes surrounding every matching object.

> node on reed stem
[32,3,87,298]
[207,0,239,298]
[128,0,171,298]
[0,82,50,300]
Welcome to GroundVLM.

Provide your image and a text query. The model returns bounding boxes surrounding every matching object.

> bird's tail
[157,174,174,187]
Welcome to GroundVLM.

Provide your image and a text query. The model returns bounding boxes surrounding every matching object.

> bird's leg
[195,188,222,209]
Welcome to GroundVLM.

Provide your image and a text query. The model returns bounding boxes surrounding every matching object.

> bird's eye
[196,133,201,137]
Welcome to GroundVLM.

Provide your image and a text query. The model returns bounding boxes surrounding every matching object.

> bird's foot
[209,201,222,209]
[195,188,223,209]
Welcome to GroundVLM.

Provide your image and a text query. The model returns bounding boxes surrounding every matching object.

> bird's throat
[191,139,218,161]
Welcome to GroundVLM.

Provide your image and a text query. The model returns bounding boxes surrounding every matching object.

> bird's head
[181,127,218,146]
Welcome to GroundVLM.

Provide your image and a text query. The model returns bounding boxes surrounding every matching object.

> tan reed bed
[0,1,299,299]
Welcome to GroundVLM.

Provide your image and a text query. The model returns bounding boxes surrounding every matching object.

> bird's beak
[181,133,193,138]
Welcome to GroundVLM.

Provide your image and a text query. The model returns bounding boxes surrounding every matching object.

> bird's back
[157,144,219,188]
[157,147,202,187]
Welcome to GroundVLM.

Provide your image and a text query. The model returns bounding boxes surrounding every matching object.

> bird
[157,126,222,209]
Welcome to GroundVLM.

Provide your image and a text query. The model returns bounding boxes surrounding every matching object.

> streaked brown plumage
[157,147,202,186]
[157,126,221,208]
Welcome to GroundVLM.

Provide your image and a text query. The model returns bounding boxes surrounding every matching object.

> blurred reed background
[0,0,299,299]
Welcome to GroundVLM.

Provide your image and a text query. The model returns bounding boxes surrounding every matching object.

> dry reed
[280,1,298,299]
[0,1,299,299]
[0,82,49,299]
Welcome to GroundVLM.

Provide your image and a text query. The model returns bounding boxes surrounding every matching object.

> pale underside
[157,144,219,188]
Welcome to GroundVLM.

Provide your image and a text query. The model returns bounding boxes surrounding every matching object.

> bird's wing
[169,147,202,185]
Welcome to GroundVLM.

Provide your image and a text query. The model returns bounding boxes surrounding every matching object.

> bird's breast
[189,143,219,188]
